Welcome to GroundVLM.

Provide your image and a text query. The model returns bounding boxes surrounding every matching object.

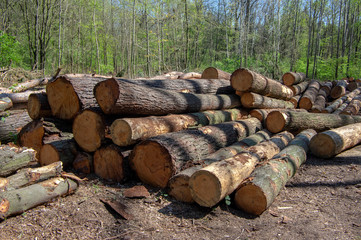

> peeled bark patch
[0,146,36,177]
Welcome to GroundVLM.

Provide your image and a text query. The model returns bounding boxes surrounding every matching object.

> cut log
[93,144,125,182]
[0,146,36,177]
[266,110,361,133]
[330,80,348,99]
[189,131,294,207]
[282,72,306,86]
[249,108,307,124]
[94,78,241,116]
[168,130,272,203]
[0,97,12,112]
[332,101,350,115]
[0,176,78,219]
[18,120,45,159]
[288,81,309,96]
[178,72,202,79]
[234,129,316,215]
[0,90,45,104]
[110,108,248,147]
[0,110,32,144]
[340,96,361,115]
[241,92,294,109]
[39,137,77,168]
[0,161,63,191]
[10,79,47,93]
[319,81,333,96]
[289,95,301,108]
[346,82,361,91]
[201,67,231,80]
[310,87,329,113]
[298,80,320,110]
[129,118,262,188]
[323,87,361,113]
[27,93,52,120]
[231,68,293,100]
[73,152,93,174]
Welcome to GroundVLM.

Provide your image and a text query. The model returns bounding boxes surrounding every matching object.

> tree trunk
[310,87,329,113]
[0,146,36,177]
[330,80,348,99]
[201,67,231,80]
[266,110,361,133]
[234,129,316,215]
[10,78,48,93]
[0,97,13,112]
[298,80,321,110]
[73,152,93,174]
[168,130,272,203]
[18,120,44,159]
[110,108,248,147]
[0,176,78,219]
[0,110,32,144]
[27,93,52,120]
[288,81,309,96]
[282,72,306,86]
[178,72,202,79]
[129,118,262,188]
[332,101,350,115]
[231,68,293,100]
[323,88,361,113]
[346,82,361,92]
[310,123,361,158]
[289,95,301,108]
[39,137,77,168]
[340,96,361,115]
[249,108,307,124]
[241,92,295,109]
[94,78,241,116]
[319,81,333,96]
[0,89,45,104]
[189,131,294,207]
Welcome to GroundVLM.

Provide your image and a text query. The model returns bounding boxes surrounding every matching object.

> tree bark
[10,78,49,93]
[298,80,321,110]
[129,118,262,188]
[201,67,231,80]
[189,131,294,207]
[0,109,32,144]
[0,97,13,112]
[289,95,301,108]
[282,72,306,86]
[330,80,348,99]
[110,108,248,147]
[94,78,241,116]
[27,93,52,120]
[249,108,307,124]
[231,68,294,100]
[319,81,333,96]
[0,146,36,177]
[323,87,361,113]
[332,101,350,115]
[346,82,361,91]
[340,96,361,115]
[288,81,309,96]
[178,72,202,79]
[73,152,93,174]
[39,137,77,168]
[241,92,294,109]
[0,176,78,219]
[234,129,316,215]
[266,110,361,133]
[0,90,45,104]
[310,87,329,113]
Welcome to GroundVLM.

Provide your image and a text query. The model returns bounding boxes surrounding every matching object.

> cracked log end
[110,119,133,147]
[231,68,253,91]
[189,170,221,207]
[234,183,267,216]
[94,78,119,114]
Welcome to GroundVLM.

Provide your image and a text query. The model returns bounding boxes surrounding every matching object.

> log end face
[18,120,45,159]
[309,133,336,158]
[201,67,218,79]
[168,176,194,203]
[94,78,119,114]
[94,145,124,182]
[231,69,252,91]
[241,92,255,108]
[110,120,133,146]
[27,94,41,120]
[266,111,286,133]
[234,183,267,216]
[299,98,312,110]
[282,73,295,86]
[39,144,60,166]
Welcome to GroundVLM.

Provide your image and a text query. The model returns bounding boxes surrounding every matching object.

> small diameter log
[0,146,37,177]
[73,152,93,174]
[310,88,329,113]
[310,123,361,158]
[319,81,333,96]
[332,102,350,115]
[201,67,231,80]
[340,96,361,115]
[189,131,294,207]
[110,108,247,146]
[282,72,306,86]
[231,68,294,100]
[39,137,77,168]
[330,80,348,99]
[323,87,361,113]
[288,81,309,96]
[241,92,294,109]
[27,93,52,120]
[168,130,272,203]
[234,129,316,215]
[0,110,32,144]
[0,90,46,105]
[249,108,307,124]
[0,162,63,191]
[0,176,78,219]
[289,95,301,108]
[130,118,262,188]
[18,120,45,159]
[266,110,361,133]
[0,97,13,112]
[298,80,320,110]
[178,72,202,79]
[10,76,52,93]
[94,78,240,115]
[93,144,125,182]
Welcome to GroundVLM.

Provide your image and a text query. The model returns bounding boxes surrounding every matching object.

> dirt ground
[0,143,360,240]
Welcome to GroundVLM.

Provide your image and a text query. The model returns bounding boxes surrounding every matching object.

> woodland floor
[0,144,360,240]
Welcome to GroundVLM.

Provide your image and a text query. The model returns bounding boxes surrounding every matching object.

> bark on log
[266,110,361,133]
[27,93,52,120]
[241,92,295,109]
[0,176,78,219]
[110,108,248,147]
[346,82,361,91]
[289,95,301,108]
[323,87,361,113]
[0,110,32,144]
[0,146,36,177]
[310,123,361,158]
[0,90,45,104]
[332,102,350,115]
[0,97,12,112]
[94,78,241,116]
[168,130,272,203]
[189,131,294,207]
[340,96,361,115]
[73,152,93,174]
[310,87,329,113]
[178,72,202,79]
[0,161,62,191]
[231,68,294,100]
[234,129,316,215]
[282,72,306,86]
[330,80,348,99]
[201,67,231,80]
[129,118,262,188]
[319,81,333,96]
[249,108,307,124]
[39,137,77,168]
[288,81,309,96]
[18,120,45,159]
[298,80,320,110]
[10,79,47,93]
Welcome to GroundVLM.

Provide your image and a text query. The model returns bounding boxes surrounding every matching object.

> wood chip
[100,198,134,220]
[268,209,280,217]
[123,185,150,198]
[281,215,292,224]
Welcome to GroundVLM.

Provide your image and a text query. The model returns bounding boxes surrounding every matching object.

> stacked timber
[298,80,320,110]
[282,72,307,86]
[201,67,231,80]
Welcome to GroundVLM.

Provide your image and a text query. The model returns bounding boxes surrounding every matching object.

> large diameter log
[189,131,294,207]
[323,87,361,113]
[298,80,320,110]
[201,67,231,80]
[0,146,37,177]
[319,81,333,96]
[110,108,247,147]
[282,72,306,86]
[168,130,272,203]
[27,93,52,120]
[266,110,361,133]
[249,108,307,124]
[129,118,262,188]
[39,137,77,168]
[330,80,348,99]
[18,120,45,159]
[0,110,32,144]
[234,129,316,215]
[231,68,294,100]
[94,78,241,115]
[0,97,13,112]
[340,96,361,115]
[0,162,63,191]
[0,176,78,219]
[241,92,294,109]
[288,81,309,96]
[310,123,361,158]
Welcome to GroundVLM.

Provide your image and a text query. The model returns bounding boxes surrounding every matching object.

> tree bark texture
[289,95,301,108]
[330,80,348,99]
[288,81,309,96]
[282,72,306,86]
[298,80,320,110]
[340,96,361,115]
[249,108,307,125]
[201,67,231,80]
[323,87,361,113]
[241,92,294,109]
[0,90,45,104]
[0,110,32,144]
[178,72,202,79]
[320,81,333,96]
[346,82,361,91]
[27,93,52,120]
[310,87,329,113]
[0,146,37,177]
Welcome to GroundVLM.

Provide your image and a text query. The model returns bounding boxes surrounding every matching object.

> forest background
[0,0,360,80]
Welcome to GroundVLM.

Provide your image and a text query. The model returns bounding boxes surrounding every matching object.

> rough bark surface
[241,92,294,109]
[298,80,320,110]
[0,110,32,144]
[340,96,361,115]
[178,72,202,79]
[289,95,301,108]
[249,108,307,124]
[320,81,333,96]
[310,88,329,113]
[282,72,306,86]
[27,93,52,120]
[323,88,361,113]
[0,146,36,177]
[288,81,309,96]
[201,67,231,80]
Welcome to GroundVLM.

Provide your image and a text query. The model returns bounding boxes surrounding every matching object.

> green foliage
[0,31,21,67]
[225,195,231,206]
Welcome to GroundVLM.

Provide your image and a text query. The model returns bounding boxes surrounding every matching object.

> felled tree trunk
[323,88,361,113]
[288,81,309,96]
[241,92,294,109]
[129,118,262,188]
[320,81,333,96]
[0,97,12,112]
[310,87,329,113]
[282,72,306,86]
[0,90,45,104]
[39,137,77,168]
[231,68,293,100]
[73,152,93,174]
[330,80,348,99]
[249,108,307,124]
[27,93,52,120]
[298,80,320,110]
[0,176,78,219]
[18,120,45,159]
[289,95,301,108]
[0,110,32,144]
[201,67,231,80]
[340,96,361,115]
[189,131,294,207]
[0,146,36,177]
[234,129,316,215]
[346,82,361,91]
[110,108,247,147]
[94,78,241,116]
[332,101,350,115]
[178,72,202,79]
